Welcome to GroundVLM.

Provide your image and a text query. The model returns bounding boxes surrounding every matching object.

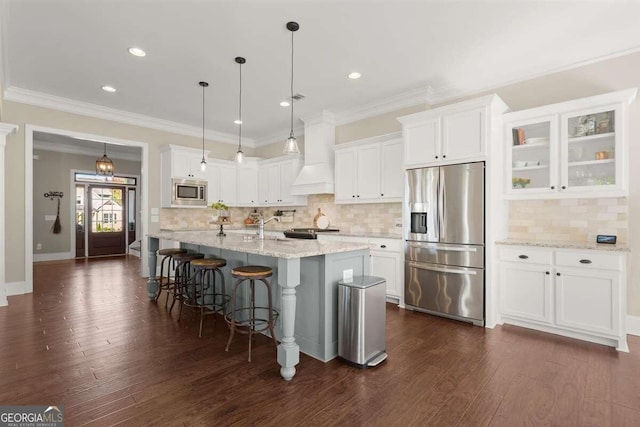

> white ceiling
[4,0,640,147]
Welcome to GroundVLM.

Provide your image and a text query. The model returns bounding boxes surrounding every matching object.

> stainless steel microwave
[171,178,207,206]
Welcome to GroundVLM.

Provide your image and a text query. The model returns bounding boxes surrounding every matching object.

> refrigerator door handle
[408,243,478,253]
[407,262,478,275]
[438,167,445,240]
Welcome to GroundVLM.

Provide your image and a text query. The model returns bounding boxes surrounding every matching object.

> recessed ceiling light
[280,101,290,107]
[234,119,242,125]
[101,85,116,93]
[128,47,146,57]
[348,72,362,80]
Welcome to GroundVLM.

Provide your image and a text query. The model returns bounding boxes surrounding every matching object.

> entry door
[88,186,126,256]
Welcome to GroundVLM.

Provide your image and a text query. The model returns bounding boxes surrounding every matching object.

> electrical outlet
[36,243,42,250]
[395,217,403,228]
[342,269,353,283]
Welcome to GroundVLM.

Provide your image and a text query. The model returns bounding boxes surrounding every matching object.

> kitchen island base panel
[147,232,371,380]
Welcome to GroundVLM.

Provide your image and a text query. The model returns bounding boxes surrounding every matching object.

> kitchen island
[147,230,371,380]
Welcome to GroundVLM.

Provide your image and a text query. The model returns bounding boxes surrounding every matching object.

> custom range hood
[290,111,335,195]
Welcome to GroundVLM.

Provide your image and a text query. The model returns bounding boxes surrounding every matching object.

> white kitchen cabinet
[498,244,627,351]
[318,234,403,302]
[504,88,637,199]
[207,160,237,206]
[257,157,306,206]
[172,151,208,180]
[160,145,210,207]
[334,134,403,204]
[380,139,404,199]
[500,261,553,325]
[398,95,509,168]
[370,238,403,302]
[236,165,258,206]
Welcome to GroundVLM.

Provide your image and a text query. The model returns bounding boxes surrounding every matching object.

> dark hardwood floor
[1,257,639,426]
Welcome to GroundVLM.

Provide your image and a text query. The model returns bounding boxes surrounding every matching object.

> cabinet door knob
[545,271,550,275]
[579,259,592,264]
[551,186,555,190]
[518,255,529,259]
[435,156,439,159]
[443,155,447,158]
[357,195,360,198]
[561,185,566,190]
[381,193,384,196]
[352,195,355,198]
[556,272,561,276]
[380,245,387,248]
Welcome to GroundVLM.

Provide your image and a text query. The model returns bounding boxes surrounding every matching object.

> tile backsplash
[508,197,628,244]
[160,194,402,235]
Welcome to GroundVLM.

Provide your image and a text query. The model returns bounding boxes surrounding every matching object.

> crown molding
[425,46,640,106]
[332,86,432,126]
[301,110,335,127]
[3,86,258,148]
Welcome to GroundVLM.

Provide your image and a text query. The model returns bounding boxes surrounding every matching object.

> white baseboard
[33,251,73,262]
[0,292,7,307]
[627,315,640,337]
[6,281,28,296]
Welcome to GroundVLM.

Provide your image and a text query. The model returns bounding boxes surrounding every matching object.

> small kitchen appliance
[171,178,207,207]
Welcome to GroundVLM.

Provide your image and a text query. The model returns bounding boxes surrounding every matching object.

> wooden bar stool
[169,252,204,316]
[188,258,229,337]
[155,248,187,305]
[225,265,279,361]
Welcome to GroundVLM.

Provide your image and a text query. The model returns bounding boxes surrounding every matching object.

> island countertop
[149,230,371,259]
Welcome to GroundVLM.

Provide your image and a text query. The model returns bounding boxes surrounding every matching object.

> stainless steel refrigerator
[404,162,485,326]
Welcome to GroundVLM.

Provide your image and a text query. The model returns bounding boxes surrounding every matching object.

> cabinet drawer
[369,238,402,252]
[500,247,552,264]
[555,251,621,270]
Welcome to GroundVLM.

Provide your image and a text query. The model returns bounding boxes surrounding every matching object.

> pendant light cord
[202,84,206,158]
[239,61,242,151]
[289,28,294,138]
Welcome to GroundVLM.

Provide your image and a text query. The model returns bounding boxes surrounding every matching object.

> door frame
[25,124,150,294]
[71,170,141,258]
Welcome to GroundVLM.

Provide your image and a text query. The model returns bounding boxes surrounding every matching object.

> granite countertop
[496,239,630,252]
[149,230,371,259]
[162,226,403,240]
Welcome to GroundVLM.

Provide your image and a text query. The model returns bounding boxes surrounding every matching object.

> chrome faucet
[257,216,280,240]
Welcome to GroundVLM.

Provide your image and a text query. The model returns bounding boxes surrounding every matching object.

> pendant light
[199,81,209,171]
[95,143,114,176]
[234,57,246,164]
[283,21,300,154]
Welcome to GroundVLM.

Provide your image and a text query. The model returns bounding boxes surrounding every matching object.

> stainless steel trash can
[338,275,388,368]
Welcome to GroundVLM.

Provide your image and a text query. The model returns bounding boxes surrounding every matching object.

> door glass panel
[510,121,551,190]
[566,109,616,188]
[91,187,123,232]
[127,189,136,245]
[75,185,85,257]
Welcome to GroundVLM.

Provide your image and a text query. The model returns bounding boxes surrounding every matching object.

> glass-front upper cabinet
[504,89,635,199]
[506,115,558,195]
[560,105,620,193]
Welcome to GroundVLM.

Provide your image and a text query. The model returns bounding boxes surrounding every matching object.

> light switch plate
[45,215,57,221]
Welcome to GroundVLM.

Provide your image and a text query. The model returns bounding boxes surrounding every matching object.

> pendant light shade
[199,81,209,171]
[96,143,114,176]
[234,56,246,164]
[283,21,300,155]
